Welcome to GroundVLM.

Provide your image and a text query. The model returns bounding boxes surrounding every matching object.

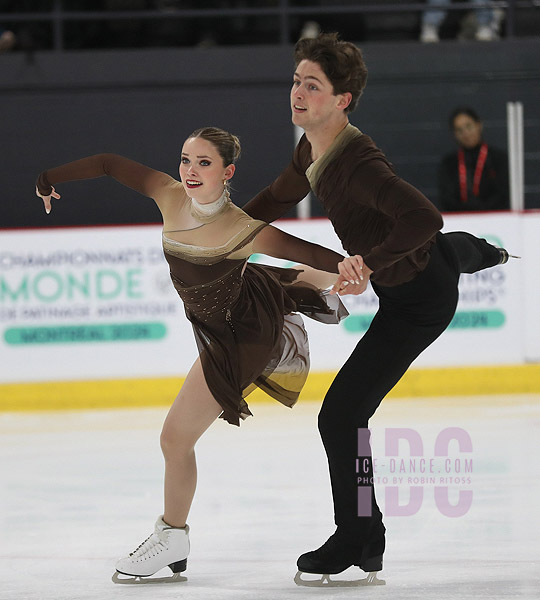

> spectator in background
[438,107,509,212]
[0,26,16,52]
[420,0,503,42]
[0,0,56,51]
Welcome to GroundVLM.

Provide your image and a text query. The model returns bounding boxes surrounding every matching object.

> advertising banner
[275,212,524,370]
[0,212,530,384]
[0,226,197,382]
[522,212,540,361]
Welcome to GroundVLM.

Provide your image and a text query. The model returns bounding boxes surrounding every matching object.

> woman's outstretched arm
[252,225,369,294]
[35,153,184,218]
[251,224,344,289]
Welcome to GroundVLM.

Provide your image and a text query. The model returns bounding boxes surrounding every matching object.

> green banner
[343,310,505,333]
[4,322,167,345]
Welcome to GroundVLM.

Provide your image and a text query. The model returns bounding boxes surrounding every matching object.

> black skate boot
[295,530,385,587]
[497,248,521,265]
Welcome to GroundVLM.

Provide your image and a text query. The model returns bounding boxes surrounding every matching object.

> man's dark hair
[294,32,368,113]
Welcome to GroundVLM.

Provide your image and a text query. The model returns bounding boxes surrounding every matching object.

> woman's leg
[160,358,223,528]
[114,359,222,579]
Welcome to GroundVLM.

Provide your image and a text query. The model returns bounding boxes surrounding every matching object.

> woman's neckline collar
[190,189,229,223]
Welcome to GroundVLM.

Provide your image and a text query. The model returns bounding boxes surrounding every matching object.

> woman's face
[453,114,483,149]
[179,137,234,203]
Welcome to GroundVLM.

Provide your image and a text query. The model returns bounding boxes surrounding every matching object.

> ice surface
[1,394,539,599]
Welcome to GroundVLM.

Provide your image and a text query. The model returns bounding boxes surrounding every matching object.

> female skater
[35,127,349,581]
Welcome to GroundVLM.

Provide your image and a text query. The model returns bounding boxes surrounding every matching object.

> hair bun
[188,127,242,166]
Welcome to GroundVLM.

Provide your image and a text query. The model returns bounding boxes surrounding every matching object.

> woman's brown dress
[35,156,347,426]
[163,205,347,426]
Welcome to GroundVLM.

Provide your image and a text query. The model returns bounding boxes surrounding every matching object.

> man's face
[290,60,349,131]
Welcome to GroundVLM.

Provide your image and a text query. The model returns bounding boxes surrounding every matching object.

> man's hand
[330,255,373,296]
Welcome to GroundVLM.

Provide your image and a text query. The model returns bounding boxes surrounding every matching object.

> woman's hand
[36,186,61,214]
[330,255,372,296]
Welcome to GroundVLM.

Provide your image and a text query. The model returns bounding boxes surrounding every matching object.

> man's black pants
[317,232,502,558]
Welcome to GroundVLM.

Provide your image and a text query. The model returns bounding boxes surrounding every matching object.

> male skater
[244,32,511,584]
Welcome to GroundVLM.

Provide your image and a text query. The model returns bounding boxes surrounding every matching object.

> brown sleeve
[243,136,312,222]
[254,225,343,274]
[35,153,175,199]
[350,161,443,272]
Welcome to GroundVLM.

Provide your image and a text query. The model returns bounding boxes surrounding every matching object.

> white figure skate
[112,516,189,584]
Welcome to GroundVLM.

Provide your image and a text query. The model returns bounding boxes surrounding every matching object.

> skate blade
[294,570,385,587]
[112,571,187,585]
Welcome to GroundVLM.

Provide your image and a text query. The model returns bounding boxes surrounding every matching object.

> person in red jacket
[438,107,510,212]
[243,32,514,586]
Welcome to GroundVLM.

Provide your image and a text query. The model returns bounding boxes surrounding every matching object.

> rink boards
[0,211,539,408]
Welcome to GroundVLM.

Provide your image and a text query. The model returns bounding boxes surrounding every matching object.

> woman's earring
[223,180,231,202]
[224,188,231,202]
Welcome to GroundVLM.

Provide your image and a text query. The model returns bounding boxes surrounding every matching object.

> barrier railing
[0,1,538,51]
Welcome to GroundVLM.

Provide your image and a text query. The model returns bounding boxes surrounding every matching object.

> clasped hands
[330,255,372,296]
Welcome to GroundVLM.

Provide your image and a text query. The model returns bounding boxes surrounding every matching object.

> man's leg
[297,232,511,576]
[298,236,462,575]
[318,309,453,559]
[443,231,504,273]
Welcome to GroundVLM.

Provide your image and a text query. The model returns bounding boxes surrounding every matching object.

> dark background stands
[0,3,539,227]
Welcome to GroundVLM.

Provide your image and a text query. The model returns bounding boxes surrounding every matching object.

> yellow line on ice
[1,364,539,412]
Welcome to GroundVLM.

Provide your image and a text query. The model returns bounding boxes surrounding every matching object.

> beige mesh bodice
[162,204,268,322]
[163,202,267,264]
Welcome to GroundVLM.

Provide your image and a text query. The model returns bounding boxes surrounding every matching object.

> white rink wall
[0,212,536,384]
